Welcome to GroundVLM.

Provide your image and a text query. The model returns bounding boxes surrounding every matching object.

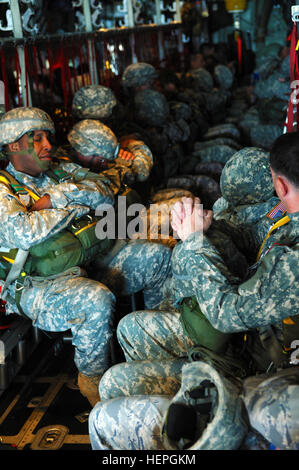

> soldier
[213,146,277,228]
[121,62,158,97]
[61,119,153,188]
[0,106,173,407]
[72,84,118,121]
[88,133,299,449]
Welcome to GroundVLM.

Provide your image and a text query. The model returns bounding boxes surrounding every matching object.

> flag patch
[266,201,287,220]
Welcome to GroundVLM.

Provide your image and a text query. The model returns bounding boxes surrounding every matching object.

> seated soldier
[0,106,173,408]
[88,133,299,450]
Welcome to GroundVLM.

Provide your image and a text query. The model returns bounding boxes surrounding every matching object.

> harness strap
[256,215,290,261]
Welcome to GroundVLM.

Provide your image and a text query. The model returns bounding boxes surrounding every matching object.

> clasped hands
[171,197,213,242]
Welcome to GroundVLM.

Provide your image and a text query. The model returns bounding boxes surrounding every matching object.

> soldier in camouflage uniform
[213,146,277,227]
[121,62,158,96]
[65,119,153,186]
[240,52,289,149]
[89,133,299,449]
[89,361,247,450]
[72,85,117,121]
[0,107,173,407]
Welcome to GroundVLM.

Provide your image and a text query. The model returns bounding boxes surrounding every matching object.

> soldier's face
[8,130,52,176]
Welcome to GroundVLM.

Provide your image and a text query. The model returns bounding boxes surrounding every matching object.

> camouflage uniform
[242,54,289,149]
[88,143,299,448]
[131,89,191,184]
[0,107,172,379]
[72,85,117,120]
[66,119,153,183]
[242,367,299,450]
[213,147,276,227]
[121,62,158,93]
[89,361,247,450]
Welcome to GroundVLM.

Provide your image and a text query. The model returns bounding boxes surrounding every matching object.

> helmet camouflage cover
[72,85,117,120]
[67,119,119,159]
[134,89,170,127]
[220,147,275,205]
[190,67,214,92]
[214,64,233,90]
[122,62,158,89]
[162,361,247,450]
[0,106,55,148]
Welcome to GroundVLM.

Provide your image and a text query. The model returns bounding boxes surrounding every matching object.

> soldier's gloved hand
[118,148,135,162]
[171,197,213,241]
[29,194,53,212]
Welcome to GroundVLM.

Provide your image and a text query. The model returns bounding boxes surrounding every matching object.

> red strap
[14,49,22,106]
[287,23,299,132]
[78,39,86,87]
[23,45,30,106]
[237,36,242,74]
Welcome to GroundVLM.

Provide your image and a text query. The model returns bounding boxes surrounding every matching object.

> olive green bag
[179,296,232,353]
[0,169,114,278]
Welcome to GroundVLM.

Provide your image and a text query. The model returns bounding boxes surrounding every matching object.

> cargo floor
[0,333,93,451]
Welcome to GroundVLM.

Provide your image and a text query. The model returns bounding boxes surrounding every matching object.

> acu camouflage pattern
[89,395,171,450]
[214,64,233,90]
[250,124,282,150]
[161,362,247,450]
[242,367,299,450]
[89,360,247,450]
[0,107,55,147]
[134,89,170,127]
[0,155,172,376]
[192,144,236,165]
[121,62,158,89]
[67,119,119,159]
[170,209,299,333]
[189,67,214,92]
[72,85,117,120]
[219,147,274,206]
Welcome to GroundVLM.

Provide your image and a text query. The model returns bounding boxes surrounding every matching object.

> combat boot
[77,372,101,407]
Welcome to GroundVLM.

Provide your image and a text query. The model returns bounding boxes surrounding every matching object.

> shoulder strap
[0,169,40,203]
[0,169,24,191]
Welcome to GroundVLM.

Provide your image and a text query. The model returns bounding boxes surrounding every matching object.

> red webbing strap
[71,38,80,92]
[14,48,22,106]
[0,48,10,111]
[32,44,41,105]
[78,39,86,87]
[237,35,242,75]
[287,23,299,132]
[23,45,30,106]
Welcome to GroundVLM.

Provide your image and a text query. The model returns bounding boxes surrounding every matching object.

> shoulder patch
[266,201,287,220]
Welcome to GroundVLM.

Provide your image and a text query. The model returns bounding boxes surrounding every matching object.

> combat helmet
[134,89,169,127]
[220,147,275,206]
[161,361,247,450]
[214,64,233,90]
[0,106,55,148]
[72,85,117,120]
[121,62,158,89]
[190,67,214,92]
[67,119,119,159]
